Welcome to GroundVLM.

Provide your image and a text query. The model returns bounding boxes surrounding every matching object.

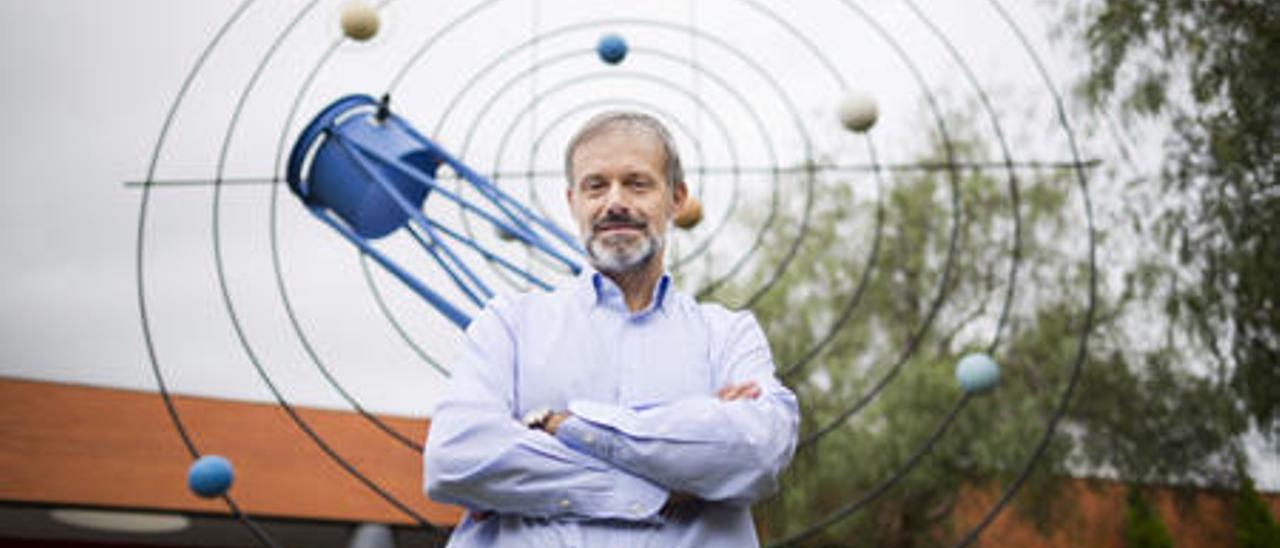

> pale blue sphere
[955,353,1000,393]
[187,455,234,498]
[597,34,628,65]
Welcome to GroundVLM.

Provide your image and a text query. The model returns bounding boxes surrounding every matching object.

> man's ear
[672,180,688,212]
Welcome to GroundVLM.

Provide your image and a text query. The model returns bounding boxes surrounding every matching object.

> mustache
[591,212,647,232]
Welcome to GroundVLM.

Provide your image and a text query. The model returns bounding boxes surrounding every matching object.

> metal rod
[123,158,1102,188]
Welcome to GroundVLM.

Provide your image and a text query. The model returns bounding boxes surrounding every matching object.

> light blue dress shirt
[423,269,799,547]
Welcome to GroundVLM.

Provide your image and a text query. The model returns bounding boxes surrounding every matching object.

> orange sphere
[674,196,703,229]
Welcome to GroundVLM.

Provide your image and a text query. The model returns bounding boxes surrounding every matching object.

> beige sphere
[838,91,879,133]
[340,1,380,42]
[674,196,703,229]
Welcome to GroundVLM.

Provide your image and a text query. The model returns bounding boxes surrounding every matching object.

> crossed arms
[422,301,799,521]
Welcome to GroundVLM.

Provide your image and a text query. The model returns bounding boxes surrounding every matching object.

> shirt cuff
[556,415,613,460]
[602,466,668,523]
[555,417,666,521]
[533,469,667,521]
[555,416,667,521]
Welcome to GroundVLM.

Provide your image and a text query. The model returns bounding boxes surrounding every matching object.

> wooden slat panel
[0,378,461,526]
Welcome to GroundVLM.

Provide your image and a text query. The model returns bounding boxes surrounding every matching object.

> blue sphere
[187,455,234,498]
[596,34,628,65]
[955,353,1000,393]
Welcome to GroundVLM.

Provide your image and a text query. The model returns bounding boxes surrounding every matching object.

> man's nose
[603,182,630,213]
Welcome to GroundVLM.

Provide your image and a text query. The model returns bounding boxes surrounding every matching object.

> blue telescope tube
[287,94,582,327]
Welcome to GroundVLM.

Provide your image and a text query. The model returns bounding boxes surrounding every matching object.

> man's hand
[542,411,570,435]
[522,409,570,435]
[716,380,761,401]
[660,491,704,521]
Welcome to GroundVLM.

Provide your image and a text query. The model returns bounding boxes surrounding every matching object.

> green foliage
[1235,470,1280,548]
[1068,347,1244,488]
[715,107,1245,545]
[1064,0,1280,439]
[715,119,1053,544]
[1123,487,1174,548]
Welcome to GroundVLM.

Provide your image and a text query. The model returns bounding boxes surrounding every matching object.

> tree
[712,108,1245,545]
[1235,468,1280,548]
[1123,487,1174,548]
[1063,0,1280,441]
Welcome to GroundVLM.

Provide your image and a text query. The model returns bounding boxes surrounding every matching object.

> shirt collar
[575,267,672,317]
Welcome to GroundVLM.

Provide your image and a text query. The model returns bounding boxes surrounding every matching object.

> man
[423,111,799,547]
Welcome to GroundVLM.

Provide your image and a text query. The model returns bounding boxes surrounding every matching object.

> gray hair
[563,111,684,194]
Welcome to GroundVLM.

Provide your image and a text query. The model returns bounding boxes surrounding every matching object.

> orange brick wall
[0,378,460,525]
[953,478,1280,547]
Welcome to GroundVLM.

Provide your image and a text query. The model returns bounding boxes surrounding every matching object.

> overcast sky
[2,0,1271,487]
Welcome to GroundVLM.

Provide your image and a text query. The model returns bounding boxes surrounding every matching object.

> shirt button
[583,433,596,445]
[560,499,571,509]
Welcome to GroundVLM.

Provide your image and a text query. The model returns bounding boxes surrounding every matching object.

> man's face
[567,127,686,274]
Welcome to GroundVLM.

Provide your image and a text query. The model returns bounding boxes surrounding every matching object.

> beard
[584,214,663,274]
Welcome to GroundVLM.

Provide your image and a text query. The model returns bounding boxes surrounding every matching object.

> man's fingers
[717,381,761,401]
[717,384,743,400]
[717,384,747,399]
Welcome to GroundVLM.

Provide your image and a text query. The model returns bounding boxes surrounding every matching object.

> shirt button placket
[610,315,623,404]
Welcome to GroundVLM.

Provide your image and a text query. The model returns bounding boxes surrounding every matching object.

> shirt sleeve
[554,311,799,506]
[423,297,668,521]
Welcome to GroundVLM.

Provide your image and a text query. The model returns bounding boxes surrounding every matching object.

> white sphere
[955,353,1000,394]
[838,92,879,133]
[340,1,380,42]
